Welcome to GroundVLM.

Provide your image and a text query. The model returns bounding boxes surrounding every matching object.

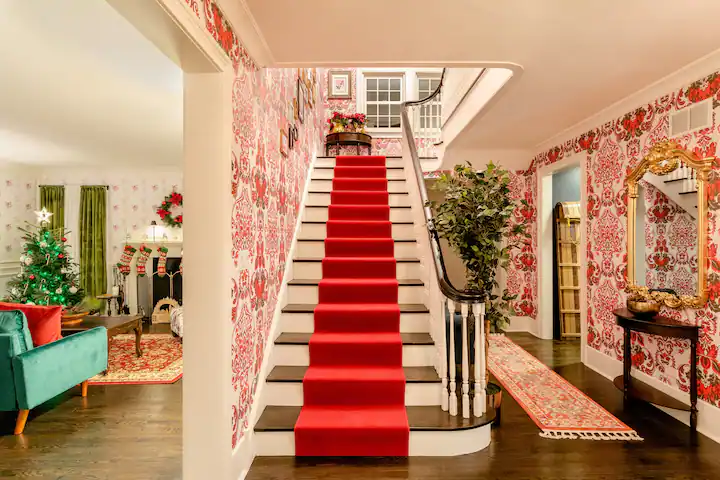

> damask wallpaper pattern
[641,181,698,297]
[524,70,720,406]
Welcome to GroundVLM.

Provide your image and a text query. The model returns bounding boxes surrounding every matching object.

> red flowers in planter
[328,112,367,133]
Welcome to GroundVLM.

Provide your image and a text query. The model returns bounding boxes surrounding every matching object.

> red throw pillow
[0,302,62,347]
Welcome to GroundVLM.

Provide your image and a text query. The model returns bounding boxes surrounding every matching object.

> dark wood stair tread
[302,220,413,224]
[308,191,409,195]
[255,406,495,432]
[316,156,437,160]
[293,257,420,263]
[288,279,424,286]
[267,366,439,383]
[297,238,416,242]
[282,303,429,314]
[315,166,404,170]
[305,204,412,208]
[275,332,433,345]
[311,178,406,182]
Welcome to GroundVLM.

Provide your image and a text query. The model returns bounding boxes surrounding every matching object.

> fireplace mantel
[124,241,183,316]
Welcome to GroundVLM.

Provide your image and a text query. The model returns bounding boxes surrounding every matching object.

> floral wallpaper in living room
[0,167,37,262]
[527,69,720,406]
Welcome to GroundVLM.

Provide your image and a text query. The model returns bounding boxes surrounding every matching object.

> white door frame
[536,155,588,362]
[105,0,234,477]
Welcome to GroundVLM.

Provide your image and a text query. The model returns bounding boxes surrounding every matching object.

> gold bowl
[626,299,660,319]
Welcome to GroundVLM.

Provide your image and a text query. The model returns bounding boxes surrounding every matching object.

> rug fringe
[539,430,643,441]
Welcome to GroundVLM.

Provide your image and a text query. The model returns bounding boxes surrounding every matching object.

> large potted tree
[428,161,528,417]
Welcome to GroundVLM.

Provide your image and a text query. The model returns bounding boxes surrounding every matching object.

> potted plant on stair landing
[428,161,529,420]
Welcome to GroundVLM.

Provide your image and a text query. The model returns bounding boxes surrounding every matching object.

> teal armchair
[0,310,108,434]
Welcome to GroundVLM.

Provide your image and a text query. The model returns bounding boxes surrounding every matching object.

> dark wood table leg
[325,143,329,156]
[104,331,112,375]
[690,338,698,432]
[623,327,631,401]
[135,320,143,357]
[356,142,360,155]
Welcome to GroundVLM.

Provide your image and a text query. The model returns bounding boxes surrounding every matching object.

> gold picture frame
[626,140,713,308]
[280,129,288,157]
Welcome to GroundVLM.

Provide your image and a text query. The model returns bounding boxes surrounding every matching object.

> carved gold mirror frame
[626,140,713,308]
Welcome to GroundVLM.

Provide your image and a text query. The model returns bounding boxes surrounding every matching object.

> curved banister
[401,69,484,304]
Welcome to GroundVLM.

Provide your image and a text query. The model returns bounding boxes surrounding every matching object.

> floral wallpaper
[0,168,36,262]
[641,180,697,297]
[507,169,538,319]
[527,69,720,406]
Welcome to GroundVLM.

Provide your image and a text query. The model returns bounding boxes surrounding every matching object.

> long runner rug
[488,335,642,441]
[89,334,182,385]
[294,155,409,456]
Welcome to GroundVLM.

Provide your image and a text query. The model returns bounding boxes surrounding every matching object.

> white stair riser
[272,344,435,367]
[315,157,404,168]
[307,192,411,207]
[278,312,431,334]
[309,179,408,193]
[296,241,418,258]
[254,426,492,456]
[264,382,440,406]
[303,207,412,223]
[300,223,414,239]
[293,261,421,280]
[287,284,424,304]
[313,169,405,180]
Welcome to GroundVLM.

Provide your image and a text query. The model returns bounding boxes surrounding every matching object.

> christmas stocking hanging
[136,244,152,277]
[117,244,137,275]
[157,246,169,277]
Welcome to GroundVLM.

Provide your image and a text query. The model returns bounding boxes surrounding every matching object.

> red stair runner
[294,155,409,456]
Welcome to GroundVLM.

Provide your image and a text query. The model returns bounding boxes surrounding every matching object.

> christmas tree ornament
[157,246,169,277]
[136,244,152,277]
[117,244,137,275]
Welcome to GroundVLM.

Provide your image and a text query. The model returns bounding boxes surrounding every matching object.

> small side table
[325,132,372,156]
[613,308,700,432]
[97,294,119,316]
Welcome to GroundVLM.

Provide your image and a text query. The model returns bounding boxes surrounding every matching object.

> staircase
[253,154,494,456]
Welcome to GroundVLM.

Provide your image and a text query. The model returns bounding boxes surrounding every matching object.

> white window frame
[357,68,442,138]
[416,72,443,135]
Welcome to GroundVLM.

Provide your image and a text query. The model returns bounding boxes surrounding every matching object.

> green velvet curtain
[79,186,107,298]
[39,186,65,232]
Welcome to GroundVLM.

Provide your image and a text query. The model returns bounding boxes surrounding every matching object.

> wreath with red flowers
[156,191,183,228]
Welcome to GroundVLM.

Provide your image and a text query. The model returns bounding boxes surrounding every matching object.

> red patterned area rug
[89,334,182,385]
[489,335,642,441]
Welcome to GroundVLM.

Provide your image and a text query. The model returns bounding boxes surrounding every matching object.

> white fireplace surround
[124,239,183,316]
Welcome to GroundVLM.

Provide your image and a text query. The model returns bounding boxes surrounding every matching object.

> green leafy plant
[428,161,529,332]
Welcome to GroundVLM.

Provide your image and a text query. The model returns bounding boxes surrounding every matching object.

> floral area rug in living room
[89,334,182,385]
[488,335,642,441]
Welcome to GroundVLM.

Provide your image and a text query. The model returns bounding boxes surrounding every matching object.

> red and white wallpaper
[526,70,720,405]
[507,169,538,319]
[641,181,698,297]
[0,167,36,262]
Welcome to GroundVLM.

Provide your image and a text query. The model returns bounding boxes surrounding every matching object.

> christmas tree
[4,210,84,307]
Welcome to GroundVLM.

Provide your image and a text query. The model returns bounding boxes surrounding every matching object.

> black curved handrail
[401,69,484,304]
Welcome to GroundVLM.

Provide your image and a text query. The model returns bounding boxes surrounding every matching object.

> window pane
[419,79,429,90]
[378,116,389,127]
[367,116,377,128]
[379,91,389,101]
[390,91,401,102]
[367,104,377,115]
[432,117,439,128]
[390,116,401,128]
[390,104,400,115]
[379,104,389,115]
[368,78,377,90]
[390,78,401,90]
[378,78,389,90]
[431,79,440,90]
[367,91,377,101]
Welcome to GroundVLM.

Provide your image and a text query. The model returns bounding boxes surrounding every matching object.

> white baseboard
[506,316,540,337]
[584,347,720,444]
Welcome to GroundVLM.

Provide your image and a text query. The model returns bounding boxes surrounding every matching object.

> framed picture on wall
[280,129,288,157]
[297,78,306,124]
[328,70,352,99]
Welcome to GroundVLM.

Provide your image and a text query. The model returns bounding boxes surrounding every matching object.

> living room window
[417,74,442,130]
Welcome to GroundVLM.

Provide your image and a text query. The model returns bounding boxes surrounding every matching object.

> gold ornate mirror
[626,140,713,308]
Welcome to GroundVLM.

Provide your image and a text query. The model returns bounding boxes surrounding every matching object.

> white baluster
[448,299,458,416]
[461,303,470,418]
[441,297,449,412]
[473,302,486,416]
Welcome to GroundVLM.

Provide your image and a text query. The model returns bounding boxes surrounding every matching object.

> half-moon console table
[613,308,700,432]
[325,132,372,156]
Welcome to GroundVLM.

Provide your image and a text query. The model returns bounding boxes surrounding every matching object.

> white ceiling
[0,0,182,167]
[244,0,720,150]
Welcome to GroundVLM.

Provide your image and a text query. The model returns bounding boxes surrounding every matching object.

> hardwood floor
[2,332,720,479]
[0,322,182,480]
